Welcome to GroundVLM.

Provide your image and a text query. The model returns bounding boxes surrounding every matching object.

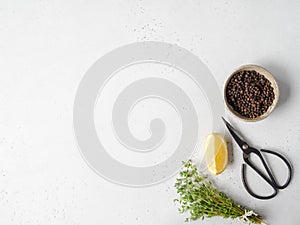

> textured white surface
[1,0,300,224]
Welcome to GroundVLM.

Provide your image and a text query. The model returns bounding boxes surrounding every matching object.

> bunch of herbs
[174,160,265,224]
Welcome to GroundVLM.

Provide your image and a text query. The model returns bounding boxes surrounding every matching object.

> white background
[1,0,300,225]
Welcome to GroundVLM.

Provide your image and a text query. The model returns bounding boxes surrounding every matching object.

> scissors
[222,117,292,200]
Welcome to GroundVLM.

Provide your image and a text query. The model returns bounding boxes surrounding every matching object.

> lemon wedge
[204,133,228,175]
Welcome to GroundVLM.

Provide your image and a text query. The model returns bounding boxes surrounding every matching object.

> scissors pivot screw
[242,144,249,150]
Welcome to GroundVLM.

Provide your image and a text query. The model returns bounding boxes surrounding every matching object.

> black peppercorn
[226,70,275,118]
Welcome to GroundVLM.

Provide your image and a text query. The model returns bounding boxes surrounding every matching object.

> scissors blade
[221,117,249,152]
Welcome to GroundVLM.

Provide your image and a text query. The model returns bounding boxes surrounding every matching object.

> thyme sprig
[174,160,265,224]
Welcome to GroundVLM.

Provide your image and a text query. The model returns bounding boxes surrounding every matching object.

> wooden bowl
[224,65,279,122]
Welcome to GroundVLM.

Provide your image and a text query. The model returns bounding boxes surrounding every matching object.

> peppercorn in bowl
[224,65,279,122]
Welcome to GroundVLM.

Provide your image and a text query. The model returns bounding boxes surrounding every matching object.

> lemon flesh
[204,133,228,175]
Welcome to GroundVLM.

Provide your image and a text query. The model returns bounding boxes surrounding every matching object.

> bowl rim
[223,64,280,122]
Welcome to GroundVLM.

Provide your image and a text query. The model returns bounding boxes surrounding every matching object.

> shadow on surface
[262,63,291,108]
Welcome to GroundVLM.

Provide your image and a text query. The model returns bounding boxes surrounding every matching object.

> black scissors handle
[242,148,292,200]
[260,149,292,189]
[242,163,278,200]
